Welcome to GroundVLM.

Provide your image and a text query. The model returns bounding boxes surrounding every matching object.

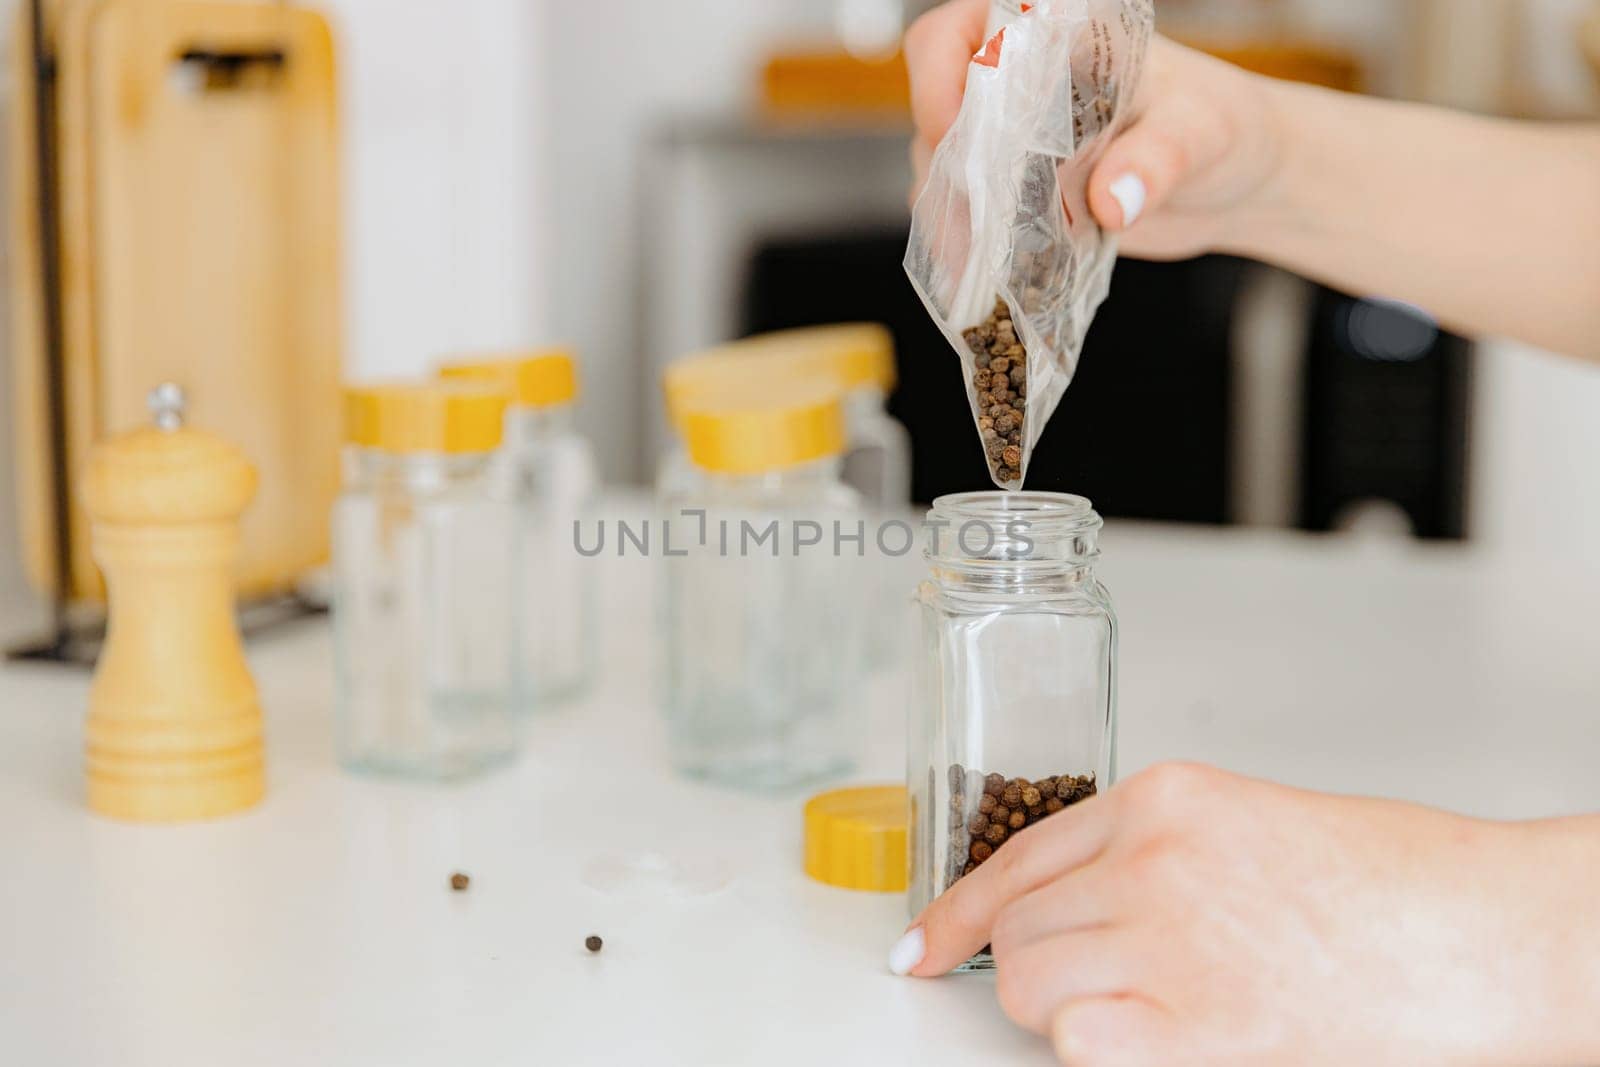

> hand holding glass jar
[906,492,1116,971]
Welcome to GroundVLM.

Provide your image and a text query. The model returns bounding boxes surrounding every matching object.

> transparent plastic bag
[904,0,1154,488]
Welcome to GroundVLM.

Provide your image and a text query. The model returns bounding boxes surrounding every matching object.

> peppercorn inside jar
[440,350,600,709]
[907,492,1117,971]
[333,382,518,781]
[660,381,869,790]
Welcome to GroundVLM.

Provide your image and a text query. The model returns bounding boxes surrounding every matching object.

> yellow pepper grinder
[83,384,266,821]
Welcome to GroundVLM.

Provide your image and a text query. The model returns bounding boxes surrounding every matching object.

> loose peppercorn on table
[2,496,1599,1066]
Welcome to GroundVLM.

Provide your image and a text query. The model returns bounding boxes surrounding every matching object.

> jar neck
[507,404,575,445]
[345,447,493,493]
[842,387,888,423]
[693,455,843,496]
[925,492,1102,591]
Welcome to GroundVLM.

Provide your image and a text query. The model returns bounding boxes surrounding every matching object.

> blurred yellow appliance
[760,49,910,118]
[9,0,341,610]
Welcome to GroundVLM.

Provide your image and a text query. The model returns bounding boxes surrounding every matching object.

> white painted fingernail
[888,927,926,977]
[1108,173,1147,227]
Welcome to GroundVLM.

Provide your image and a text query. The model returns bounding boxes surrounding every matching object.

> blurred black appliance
[1299,288,1472,539]
[742,229,1472,538]
[742,227,1242,522]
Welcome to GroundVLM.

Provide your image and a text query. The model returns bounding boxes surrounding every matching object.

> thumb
[1051,996,1178,1067]
[1086,99,1215,232]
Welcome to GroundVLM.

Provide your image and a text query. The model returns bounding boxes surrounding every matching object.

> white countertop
[2,514,1597,1066]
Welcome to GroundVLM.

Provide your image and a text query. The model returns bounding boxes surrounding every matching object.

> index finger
[905,0,991,153]
[896,789,1116,977]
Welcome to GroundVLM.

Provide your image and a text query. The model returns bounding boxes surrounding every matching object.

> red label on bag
[974,27,1005,67]
[975,2,1033,67]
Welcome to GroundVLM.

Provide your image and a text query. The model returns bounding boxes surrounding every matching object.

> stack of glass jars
[659,381,868,789]
[907,492,1118,969]
[659,325,911,514]
[333,382,518,780]
[440,350,599,709]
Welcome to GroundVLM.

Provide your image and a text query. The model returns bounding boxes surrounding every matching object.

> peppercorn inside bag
[904,0,1153,489]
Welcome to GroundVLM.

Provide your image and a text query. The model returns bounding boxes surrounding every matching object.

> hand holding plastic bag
[905,0,1154,488]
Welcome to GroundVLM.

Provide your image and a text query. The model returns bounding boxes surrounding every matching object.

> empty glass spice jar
[334,383,517,780]
[441,350,599,708]
[907,492,1117,969]
[660,382,868,790]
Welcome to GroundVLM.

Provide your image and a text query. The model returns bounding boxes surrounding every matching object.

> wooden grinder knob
[82,384,265,821]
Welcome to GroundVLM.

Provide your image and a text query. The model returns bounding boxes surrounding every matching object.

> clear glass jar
[441,351,600,709]
[501,404,599,707]
[334,385,517,781]
[841,385,913,667]
[840,385,912,515]
[661,387,867,790]
[908,492,1117,968]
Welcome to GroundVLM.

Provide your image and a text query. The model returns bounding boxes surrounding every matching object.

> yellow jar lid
[438,348,580,408]
[681,381,846,476]
[768,323,897,394]
[803,785,908,893]
[661,348,766,432]
[343,382,509,455]
[663,324,896,432]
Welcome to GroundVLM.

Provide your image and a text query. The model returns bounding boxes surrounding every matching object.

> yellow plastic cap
[438,348,580,408]
[343,382,508,455]
[661,348,770,432]
[681,381,846,476]
[663,325,896,432]
[803,785,908,893]
[770,323,897,394]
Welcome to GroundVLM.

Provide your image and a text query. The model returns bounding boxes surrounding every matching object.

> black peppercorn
[944,766,1100,891]
[960,295,1036,479]
[585,935,603,953]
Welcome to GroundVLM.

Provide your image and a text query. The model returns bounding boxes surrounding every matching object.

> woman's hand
[905,4,1286,260]
[889,762,1600,1066]
[904,0,1600,356]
